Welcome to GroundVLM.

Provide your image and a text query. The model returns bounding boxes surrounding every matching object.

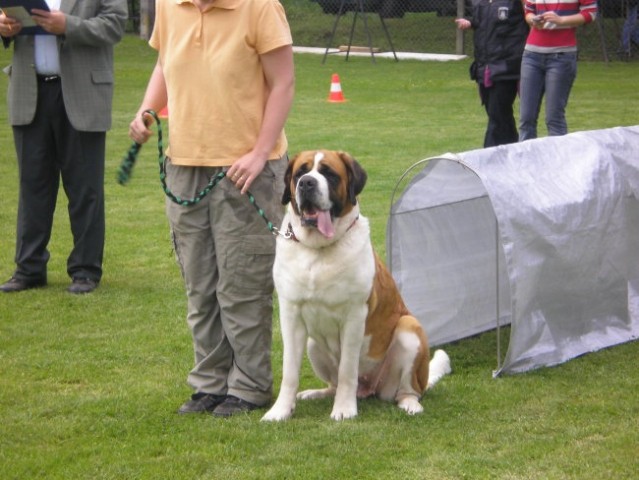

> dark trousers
[12,80,105,282]
[479,79,519,148]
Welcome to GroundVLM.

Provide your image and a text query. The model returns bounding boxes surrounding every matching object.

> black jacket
[468,0,528,83]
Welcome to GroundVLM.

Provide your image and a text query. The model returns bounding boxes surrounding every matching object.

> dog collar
[286,215,359,243]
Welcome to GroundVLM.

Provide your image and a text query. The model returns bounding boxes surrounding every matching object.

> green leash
[117,109,291,238]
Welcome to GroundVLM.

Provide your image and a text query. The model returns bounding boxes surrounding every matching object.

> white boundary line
[293,46,467,62]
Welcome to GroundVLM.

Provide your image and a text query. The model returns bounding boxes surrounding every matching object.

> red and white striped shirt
[524,0,598,53]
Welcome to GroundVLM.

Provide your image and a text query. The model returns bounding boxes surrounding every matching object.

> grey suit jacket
[2,0,127,131]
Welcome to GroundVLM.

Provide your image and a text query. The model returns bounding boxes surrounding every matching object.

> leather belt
[37,74,61,83]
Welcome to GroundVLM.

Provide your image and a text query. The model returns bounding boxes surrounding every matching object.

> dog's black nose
[298,175,317,193]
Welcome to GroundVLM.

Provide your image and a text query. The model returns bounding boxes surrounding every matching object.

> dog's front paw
[330,398,358,421]
[397,396,424,415]
[330,406,358,421]
[261,404,294,422]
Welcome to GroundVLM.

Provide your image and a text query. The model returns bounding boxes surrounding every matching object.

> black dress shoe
[178,393,226,414]
[212,395,264,418]
[67,277,99,294]
[0,276,47,293]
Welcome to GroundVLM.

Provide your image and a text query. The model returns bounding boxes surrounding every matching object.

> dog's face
[282,150,367,239]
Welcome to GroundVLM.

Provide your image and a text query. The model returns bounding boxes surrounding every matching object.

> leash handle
[117,142,142,185]
[116,109,158,186]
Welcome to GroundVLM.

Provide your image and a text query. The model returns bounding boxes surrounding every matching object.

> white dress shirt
[34,0,61,75]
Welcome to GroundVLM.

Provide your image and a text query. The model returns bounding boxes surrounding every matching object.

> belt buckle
[42,75,59,82]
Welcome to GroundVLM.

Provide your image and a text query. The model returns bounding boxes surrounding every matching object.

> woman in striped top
[518,0,598,141]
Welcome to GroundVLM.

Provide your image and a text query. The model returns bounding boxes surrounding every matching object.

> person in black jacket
[456,0,528,147]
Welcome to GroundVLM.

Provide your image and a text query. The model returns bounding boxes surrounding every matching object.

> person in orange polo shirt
[129,0,294,417]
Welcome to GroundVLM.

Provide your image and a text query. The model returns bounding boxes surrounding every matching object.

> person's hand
[226,151,269,195]
[128,111,154,145]
[455,18,471,30]
[31,9,66,35]
[539,11,562,27]
[0,12,22,37]
[529,13,544,29]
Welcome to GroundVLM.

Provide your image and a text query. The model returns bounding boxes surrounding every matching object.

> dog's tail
[427,349,452,389]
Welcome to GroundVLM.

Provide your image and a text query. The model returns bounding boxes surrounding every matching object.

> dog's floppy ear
[339,151,367,205]
[281,155,296,205]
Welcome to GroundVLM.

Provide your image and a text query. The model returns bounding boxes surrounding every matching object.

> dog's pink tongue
[317,210,334,238]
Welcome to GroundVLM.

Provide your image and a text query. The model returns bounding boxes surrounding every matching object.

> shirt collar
[177,0,244,10]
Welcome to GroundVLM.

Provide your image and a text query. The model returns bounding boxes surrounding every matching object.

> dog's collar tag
[284,223,299,242]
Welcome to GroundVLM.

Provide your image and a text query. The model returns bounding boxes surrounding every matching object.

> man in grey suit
[0,0,127,293]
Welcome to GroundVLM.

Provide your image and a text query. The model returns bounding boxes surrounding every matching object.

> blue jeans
[621,5,639,52]
[518,50,577,141]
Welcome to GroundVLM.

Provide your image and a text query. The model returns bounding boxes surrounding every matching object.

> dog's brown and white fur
[261,150,450,422]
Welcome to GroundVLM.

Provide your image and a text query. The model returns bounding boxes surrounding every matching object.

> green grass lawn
[0,35,637,479]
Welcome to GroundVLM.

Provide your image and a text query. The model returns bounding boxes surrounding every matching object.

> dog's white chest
[273,219,375,308]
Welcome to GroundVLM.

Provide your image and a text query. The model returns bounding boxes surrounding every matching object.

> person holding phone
[518,0,598,141]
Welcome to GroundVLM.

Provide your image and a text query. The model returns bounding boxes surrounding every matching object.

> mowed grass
[0,35,638,479]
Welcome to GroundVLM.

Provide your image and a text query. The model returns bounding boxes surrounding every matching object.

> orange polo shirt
[150,0,292,166]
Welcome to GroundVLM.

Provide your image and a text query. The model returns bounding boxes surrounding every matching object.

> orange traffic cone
[327,73,347,103]
[158,106,169,118]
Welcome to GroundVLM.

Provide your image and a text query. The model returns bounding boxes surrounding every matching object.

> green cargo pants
[166,155,287,406]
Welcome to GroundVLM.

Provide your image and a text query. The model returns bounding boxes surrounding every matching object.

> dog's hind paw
[297,387,336,400]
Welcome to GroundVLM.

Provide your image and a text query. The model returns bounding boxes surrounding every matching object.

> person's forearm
[253,83,295,159]
[136,60,168,118]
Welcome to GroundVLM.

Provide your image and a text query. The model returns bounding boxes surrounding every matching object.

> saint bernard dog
[261,150,451,422]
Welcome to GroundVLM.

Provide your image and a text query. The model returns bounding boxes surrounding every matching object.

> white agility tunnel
[387,126,639,375]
